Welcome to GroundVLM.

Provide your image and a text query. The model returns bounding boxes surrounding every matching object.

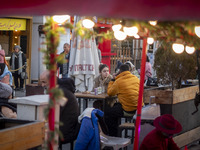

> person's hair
[40,70,50,80]
[146,56,150,62]
[119,64,129,72]
[99,64,108,73]
[125,62,131,71]
[4,57,9,67]
[64,43,70,47]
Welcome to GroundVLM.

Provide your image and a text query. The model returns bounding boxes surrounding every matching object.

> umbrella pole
[133,38,147,150]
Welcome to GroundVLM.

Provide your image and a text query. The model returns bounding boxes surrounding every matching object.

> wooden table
[75,93,115,113]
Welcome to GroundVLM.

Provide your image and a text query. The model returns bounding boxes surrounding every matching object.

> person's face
[40,77,49,88]
[101,67,109,78]
[14,48,20,53]
[63,44,70,54]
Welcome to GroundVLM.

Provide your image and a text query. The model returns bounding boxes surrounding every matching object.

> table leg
[78,98,81,114]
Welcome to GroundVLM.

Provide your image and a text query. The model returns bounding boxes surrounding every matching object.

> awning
[1,0,200,20]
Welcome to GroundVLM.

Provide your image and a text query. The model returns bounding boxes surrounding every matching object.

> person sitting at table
[93,64,113,110]
[105,64,144,136]
[40,71,80,148]
[139,114,182,150]
[93,64,112,93]
[125,61,140,79]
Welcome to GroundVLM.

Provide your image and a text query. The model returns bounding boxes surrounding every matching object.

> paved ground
[14,90,200,150]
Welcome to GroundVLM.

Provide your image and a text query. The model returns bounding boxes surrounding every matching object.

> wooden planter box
[0,118,45,150]
[143,85,199,104]
[143,85,200,148]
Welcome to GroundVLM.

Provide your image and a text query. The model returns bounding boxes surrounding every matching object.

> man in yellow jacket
[105,64,144,136]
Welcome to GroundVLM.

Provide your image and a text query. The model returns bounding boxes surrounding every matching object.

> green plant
[154,42,197,89]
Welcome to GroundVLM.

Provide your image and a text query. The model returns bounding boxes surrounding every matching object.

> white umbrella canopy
[69,16,100,92]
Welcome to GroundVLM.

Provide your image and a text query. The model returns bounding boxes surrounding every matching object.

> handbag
[20,72,28,79]
[146,77,158,86]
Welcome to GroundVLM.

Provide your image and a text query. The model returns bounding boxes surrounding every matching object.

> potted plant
[154,42,197,90]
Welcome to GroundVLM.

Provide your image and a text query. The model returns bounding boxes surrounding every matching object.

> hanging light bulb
[149,21,157,26]
[195,26,200,38]
[114,31,127,41]
[53,15,70,24]
[112,24,122,32]
[133,34,140,39]
[147,37,154,44]
[172,43,184,54]
[82,19,95,29]
[185,46,195,54]
[123,26,138,36]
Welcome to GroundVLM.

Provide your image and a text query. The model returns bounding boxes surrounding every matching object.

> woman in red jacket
[140,114,182,150]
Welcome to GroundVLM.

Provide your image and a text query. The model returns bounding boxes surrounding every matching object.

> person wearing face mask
[0,49,12,85]
[139,114,182,150]
[10,45,26,90]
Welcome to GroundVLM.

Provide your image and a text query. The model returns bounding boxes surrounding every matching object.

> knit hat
[14,45,21,50]
[154,114,182,134]
[0,50,5,63]
[0,82,12,98]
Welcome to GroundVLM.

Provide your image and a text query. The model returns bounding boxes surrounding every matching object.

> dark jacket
[58,78,80,143]
[10,51,26,73]
[57,51,70,75]
[139,129,180,150]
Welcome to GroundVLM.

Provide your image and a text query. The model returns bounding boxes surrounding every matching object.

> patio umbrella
[69,16,100,92]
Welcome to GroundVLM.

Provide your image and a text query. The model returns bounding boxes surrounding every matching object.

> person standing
[145,56,152,82]
[105,64,144,136]
[58,43,70,78]
[10,45,26,90]
[139,114,182,150]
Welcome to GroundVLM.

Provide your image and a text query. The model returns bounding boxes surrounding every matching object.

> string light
[123,26,138,36]
[147,37,154,44]
[112,24,122,32]
[149,21,157,26]
[134,34,140,39]
[82,19,95,29]
[195,26,200,38]
[172,43,184,54]
[114,31,127,41]
[53,15,70,24]
[185,46,195,54]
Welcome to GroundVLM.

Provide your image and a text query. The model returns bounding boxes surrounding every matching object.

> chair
[59,141,74,150]
[97,114,131,150]
[99,123,131,150]
[117,111,135,144]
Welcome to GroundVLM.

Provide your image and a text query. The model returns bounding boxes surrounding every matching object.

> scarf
[11,51,23,74]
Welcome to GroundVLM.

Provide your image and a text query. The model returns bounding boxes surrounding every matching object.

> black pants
[13,73,24,88]
[104,103,124,136]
